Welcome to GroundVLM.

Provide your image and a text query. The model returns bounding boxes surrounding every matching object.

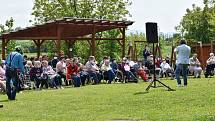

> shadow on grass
[134,91,149,95]
[0,99,9,102]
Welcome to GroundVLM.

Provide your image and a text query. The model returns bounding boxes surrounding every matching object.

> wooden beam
[56,25,63,56]
[2,39,6,60]
[3,36,124,41]
[32,40,41,58]
[37,42,41,58]
[87,40,92,46]
[170,45,176,68]
[91,25,96,56]
[134,41,147,43]
[5,39,10,44]
[32,40,39,46]
[40,40,46,45]
[59,23,127,28]
[117,40,123,47]
[122,28,126,58]
[66,40,76,58]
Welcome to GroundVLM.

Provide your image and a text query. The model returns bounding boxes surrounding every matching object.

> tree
[0,17,16,54]
[177,0,215,43]
[31,0,132,61]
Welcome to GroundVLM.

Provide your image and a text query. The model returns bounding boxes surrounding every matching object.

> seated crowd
[0,52,215,92]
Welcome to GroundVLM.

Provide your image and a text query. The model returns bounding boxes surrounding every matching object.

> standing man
[174,39,191,87]
[5,46,24,100]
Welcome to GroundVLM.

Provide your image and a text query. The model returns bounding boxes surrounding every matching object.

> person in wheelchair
[205,53,215,78]
[189,53,202,78]
[101,59,115,84]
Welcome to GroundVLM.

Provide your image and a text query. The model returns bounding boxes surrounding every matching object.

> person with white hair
[189,53,202,78]
[29,61,43,89]
[205,53,215,78]
[85,56,102,84]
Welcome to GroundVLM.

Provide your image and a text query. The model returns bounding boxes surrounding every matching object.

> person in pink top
[0,65,6,92]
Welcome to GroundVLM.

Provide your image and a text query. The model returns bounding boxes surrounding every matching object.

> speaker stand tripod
[145,43,175,91]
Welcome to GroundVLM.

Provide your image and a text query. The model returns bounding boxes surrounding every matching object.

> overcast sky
[0,0,204,33]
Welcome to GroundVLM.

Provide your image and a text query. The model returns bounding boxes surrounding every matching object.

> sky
[0,0,204,33]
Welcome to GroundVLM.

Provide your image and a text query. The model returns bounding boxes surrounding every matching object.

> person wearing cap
[5,46,25,100]
[174,39,191,87]
[205,53,215,78]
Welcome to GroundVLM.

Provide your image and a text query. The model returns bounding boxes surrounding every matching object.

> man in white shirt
[174,39,191,87]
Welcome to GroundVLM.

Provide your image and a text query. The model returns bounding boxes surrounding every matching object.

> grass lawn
[1,78,215,121]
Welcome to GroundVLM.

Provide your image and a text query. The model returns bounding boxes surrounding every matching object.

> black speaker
[146,22,158,43]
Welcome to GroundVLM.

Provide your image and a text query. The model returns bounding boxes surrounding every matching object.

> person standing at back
[174,39,191,87]
[5,46,24,100]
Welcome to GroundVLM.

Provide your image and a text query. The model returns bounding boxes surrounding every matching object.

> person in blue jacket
[5,46,24,100]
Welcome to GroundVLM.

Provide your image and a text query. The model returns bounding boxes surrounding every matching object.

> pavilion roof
[0,17,134,40]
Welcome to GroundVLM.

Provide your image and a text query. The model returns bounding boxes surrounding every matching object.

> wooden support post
[33,40,45,58]
[56,25,63,57]
[33,40,41,58]
[91,25,96,56]
[121,28,126,58]
[2,39,6,60]
[198,42,203,68]
[37,42,41,59]
[170,45,175,67]
[134,43,137,61]
[66,40,71,58]
[66,40,76,58]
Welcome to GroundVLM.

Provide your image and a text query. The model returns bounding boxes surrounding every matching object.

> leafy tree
[177,0,215,43]
[31,0,131,60]
[0,17,16,54]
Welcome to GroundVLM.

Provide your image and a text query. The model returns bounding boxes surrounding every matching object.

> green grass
[1,78,215,121]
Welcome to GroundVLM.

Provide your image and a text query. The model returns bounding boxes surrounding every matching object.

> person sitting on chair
[160,59,174,79]
[69,59,81,87]
[189,53,202,78]
[110,58,118,74]
[101,59,115,84]
[123,62,138,83]
[205,53,215,78]
[85,56,102,84]
[56,57,67,85]
[0,65,6,92]
[29,61,43,89]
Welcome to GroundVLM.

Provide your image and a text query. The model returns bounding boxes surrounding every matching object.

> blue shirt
[175,44,191,64]
[5,52,25,73]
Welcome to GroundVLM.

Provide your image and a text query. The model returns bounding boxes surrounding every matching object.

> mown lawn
[1,78,215,121]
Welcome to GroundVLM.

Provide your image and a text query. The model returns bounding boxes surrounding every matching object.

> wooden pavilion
[0,17,134,59]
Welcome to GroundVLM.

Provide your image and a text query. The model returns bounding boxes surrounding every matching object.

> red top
[66,64,79,80]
